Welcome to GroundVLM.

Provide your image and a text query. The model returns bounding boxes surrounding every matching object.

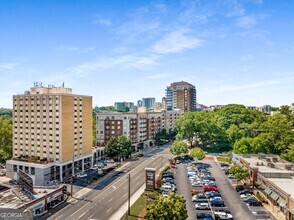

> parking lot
[175,157,258,220]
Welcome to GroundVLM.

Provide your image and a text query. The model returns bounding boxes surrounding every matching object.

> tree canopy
[229,164,249,182]
[169,141,188,156]
[175,104,294,162]
[105,135,132,161]
[189,147,205,160]
[145,192,188,220]
[0,116,13,163]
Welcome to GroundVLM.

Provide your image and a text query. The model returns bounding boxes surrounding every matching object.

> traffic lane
[175,163,196,220]
[47,155,162,220]
[48,148,172,220]
[78,156,166,220]
[206,160,255,220]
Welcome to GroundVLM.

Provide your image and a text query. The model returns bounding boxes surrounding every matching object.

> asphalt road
[175,163,196,220]
[206,160,256,220]
[43,146,173,220]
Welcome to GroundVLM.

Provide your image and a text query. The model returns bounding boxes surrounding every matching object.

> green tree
[170,141,188,156]
[117,135,132,159]
[189,147,205,160]
[104,136,132,161]
[145,192,188,220]
[233,137,254,154]
[0,116,13,163]
[281,144,294,163]
[229,164,249,184]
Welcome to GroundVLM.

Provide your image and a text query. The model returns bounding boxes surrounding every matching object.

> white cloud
[58,45,95,53]
[0,62,18,70]
[152,29,204,54]
[71,55,158,75]
[237,15,257,28]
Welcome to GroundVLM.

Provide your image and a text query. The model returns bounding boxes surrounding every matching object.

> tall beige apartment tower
[6,84,93,186]
[165,81,197,112]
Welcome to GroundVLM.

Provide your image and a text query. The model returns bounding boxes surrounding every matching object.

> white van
[160,184,173,192]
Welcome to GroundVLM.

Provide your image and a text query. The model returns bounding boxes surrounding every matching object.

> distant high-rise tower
[142,97,155,110]
[165,81,196,112]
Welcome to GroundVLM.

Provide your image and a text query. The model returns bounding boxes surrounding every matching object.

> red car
[204,185,218,192]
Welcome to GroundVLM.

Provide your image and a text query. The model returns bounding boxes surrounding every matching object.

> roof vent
[267,162,275,168]
[258,153,266,159]
[272,157,278,163]
[285,164,294,170]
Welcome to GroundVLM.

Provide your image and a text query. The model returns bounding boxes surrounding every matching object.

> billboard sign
[145,168,156,190]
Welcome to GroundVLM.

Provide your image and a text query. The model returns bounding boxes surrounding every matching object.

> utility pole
[128,173,131,216]
[71,155,75,197]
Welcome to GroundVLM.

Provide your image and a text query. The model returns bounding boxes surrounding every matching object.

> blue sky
[0,0,293,108]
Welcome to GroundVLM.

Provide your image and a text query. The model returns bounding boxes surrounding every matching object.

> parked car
[205,191,221,198]
[192,194,207,202]
[211,199,225,207]
[214,211,233,220]
[191,181,203,187]
[204,185,218,192]
[235,185,246,192]
[196,213,214,220]
[162,191,169,198]
[195,203,210,210]
[228,174,234,179]
[239,189,253,195]
[244,198,262,206]
[76,173,87,178]
[106,159,115,163]
[209,196,223,202]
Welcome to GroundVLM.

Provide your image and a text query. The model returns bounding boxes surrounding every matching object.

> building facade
[6,85,93,186]
[231,153,294,220]
[96,109,183,151]
[165,81,197,112]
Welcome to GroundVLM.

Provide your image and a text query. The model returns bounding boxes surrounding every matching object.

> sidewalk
[255,189,286,220]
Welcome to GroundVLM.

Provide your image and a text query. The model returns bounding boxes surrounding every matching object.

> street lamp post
[70,155,75,197]
[128,173,131,216]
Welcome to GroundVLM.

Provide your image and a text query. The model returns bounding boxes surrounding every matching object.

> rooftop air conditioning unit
[285,164,294,170]
[272,157,278,163]
[267,163,275,168]
[266,158,271,162]
[256,162,260,166]
[258,153,266,159]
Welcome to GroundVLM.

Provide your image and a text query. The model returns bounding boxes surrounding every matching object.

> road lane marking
[106,208,111,213]
[78,212,86,219]
[123,193,127,197]
[58,149,172,219]
[108,198,113,203]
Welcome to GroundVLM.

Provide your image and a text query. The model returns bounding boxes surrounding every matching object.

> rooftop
[237,154,294,174]
[0,184,62,209]
[267,177,294,199]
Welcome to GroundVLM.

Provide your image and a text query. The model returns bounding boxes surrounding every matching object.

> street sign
[145,168,156,191]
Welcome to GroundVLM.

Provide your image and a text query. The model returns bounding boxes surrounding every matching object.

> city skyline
[1,0,294,108]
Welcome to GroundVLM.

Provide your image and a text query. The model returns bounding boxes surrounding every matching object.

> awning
[277,197,286,207]
[264,187,272,195]
[270,191,279,201]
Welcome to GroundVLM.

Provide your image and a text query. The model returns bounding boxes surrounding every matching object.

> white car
[76,173,87,178]
[191,181,203,187]
[214,211,233,220]
[195,203,210,210]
